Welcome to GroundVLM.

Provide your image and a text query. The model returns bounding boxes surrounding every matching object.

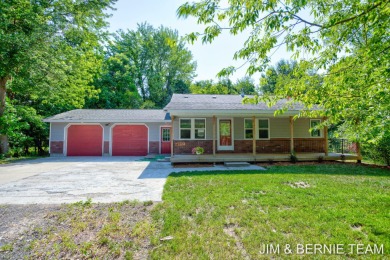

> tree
[178,0,390,145]
[190,78,236,94]
[0,0,116,153]
[96,23,197,109]
[235,76,258,95]
[260,60,297,94]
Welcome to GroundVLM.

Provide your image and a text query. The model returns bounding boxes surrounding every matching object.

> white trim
[109,123,149,156]
[44,119,169,123]
[217,118,234,151]
[258,118,270,140]
[168,110,301,117]
[64,123,104,156]
[48,123,52,154]
[243,118,254,140]
[179,118,206,140]
[310,119,322,138]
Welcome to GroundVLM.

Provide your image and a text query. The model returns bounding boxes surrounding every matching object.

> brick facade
[173,140,213,154]
[149,141,159,154]
[172,138,325,155]
[294,138,325,153]
[234,140,253,153]
[50,141,63,154]
[256,139,291,153]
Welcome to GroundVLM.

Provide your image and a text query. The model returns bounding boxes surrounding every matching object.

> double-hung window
[258,119,270,139]
[244,119,253,139]
[310,119,321,137]
[180,118,206,139]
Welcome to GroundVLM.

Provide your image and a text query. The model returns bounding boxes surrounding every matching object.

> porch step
[224,162,250,167]
[157,157,171,162]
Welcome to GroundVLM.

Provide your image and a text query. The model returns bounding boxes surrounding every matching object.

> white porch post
[323,117,328,156]
[252,116,256,157]
[290,116,294,154]
[213,115,216,156]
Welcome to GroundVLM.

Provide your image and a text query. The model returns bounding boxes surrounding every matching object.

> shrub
[362,135,390,166]
[290,153,298,163]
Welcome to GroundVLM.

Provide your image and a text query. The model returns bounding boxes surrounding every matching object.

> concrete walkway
[0,157,265,204]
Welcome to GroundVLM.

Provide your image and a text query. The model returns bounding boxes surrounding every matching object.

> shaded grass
[151,164,390,259]
[0,155,48,165]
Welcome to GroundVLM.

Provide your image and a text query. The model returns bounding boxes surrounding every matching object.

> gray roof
[44,109,170,122]
[164,94,306,111]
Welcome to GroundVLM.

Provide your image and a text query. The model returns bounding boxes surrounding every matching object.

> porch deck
[170,153,359,163]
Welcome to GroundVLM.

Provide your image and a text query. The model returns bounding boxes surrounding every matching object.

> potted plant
[192,146,204,155]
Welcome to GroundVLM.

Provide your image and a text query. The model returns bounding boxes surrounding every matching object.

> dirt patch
[286,181,311,188]
[0,201,156,259]
[258,161,389,169]
[223,224,250,260]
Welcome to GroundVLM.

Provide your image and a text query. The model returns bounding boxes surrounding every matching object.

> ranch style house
[44,94,360,163]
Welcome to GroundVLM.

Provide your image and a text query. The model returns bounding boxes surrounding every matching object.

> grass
[0,154,48,164]
[25,200,155,259]
[151,164,390,259]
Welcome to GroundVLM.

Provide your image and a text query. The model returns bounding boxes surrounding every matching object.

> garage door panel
[67,125,103,156]
[112,125,148,156]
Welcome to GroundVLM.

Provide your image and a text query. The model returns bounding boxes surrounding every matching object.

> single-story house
[44,94,360,162]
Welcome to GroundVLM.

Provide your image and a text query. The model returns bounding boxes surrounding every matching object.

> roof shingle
[44,109,170,122]
[164,94,305,111]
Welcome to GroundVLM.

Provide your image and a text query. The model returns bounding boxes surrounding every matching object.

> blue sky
[107,0,288,82]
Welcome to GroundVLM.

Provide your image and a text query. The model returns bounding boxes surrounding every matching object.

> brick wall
[50,141,63,154]
[234,140,253,153]
[256,139,291,153]
[294,139,325,153]
[173,140,213,154]
[149,141,159,154]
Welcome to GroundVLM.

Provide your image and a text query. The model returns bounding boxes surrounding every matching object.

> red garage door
[67,125,103,156]
[112,125,148,156]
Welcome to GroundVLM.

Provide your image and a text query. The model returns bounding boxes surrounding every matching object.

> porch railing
[328,139,357,154]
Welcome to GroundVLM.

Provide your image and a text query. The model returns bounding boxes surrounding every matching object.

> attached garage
[111,124,148,156]
[66,124,103,156]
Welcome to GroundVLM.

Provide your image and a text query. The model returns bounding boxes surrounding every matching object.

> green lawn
[151,164,390,259]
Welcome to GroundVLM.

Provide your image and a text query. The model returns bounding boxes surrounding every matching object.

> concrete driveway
[0,157,265,204]
[0,157,172,204]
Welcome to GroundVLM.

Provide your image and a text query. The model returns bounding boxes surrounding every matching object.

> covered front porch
[170,152,359,163]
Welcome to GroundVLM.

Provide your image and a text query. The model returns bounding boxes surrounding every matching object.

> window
[162,128,170,142]
[310,119,321,137]
[244,119,253,139]
[179,118,206,139]
[258,119,269,139]
[180,119,191,139]
[194,119,206,139]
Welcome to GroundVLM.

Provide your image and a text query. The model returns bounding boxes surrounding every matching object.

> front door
[218,119,234,150]
[161,127,171,154]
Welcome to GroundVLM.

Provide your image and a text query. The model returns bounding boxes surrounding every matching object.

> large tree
[178,0,390,144]
[260,60,297,94]
[91,23,197,109]
[0,0,116,153]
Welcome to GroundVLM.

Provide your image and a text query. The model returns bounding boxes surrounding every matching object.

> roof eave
[167,109,302,117]
[43,119,170,123]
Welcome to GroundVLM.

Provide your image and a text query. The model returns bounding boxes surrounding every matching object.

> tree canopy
[87,23,197,109]
[178,0,390,144]
[0,0,116,154]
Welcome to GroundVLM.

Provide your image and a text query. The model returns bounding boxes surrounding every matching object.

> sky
[107,0,289,83]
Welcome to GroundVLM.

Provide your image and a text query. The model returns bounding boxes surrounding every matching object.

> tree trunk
[0,76,10,154]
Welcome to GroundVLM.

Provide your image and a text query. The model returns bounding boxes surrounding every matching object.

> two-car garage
[45,109,170,157]
[65,124,148,156]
